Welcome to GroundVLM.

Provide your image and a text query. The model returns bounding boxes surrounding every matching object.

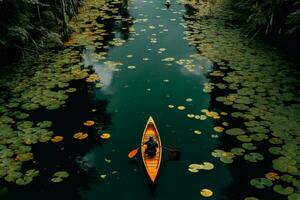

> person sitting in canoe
[144,136,158,155]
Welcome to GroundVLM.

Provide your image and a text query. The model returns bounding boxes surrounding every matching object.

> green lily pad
[268,147,282,155]
[273,185,294,195]
[250,178,273,189]
[51,177,63,183]
[226,128,245,136]
[231,148,245,156]
[269,138,282,144]
[288,193,300,200]
[280,174,294,183]
[5,171,23,182]
[21,103,39,111]
[244,152,264,162]
[244,197,259,200]
[16,177,33,185]
[37,121,52,128]
[232,103,249,110]
[237,135,252,142]
[53,171,69,178]
[250,133,268,141]
[273,157,298,174]
[220,157,234,164]
[242,143,256,150]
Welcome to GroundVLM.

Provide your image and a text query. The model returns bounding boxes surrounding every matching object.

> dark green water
[3,0,298,199]
[80,0,231,199]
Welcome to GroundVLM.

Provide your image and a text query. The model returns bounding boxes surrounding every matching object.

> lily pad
[83,120,95,126]
[244,152,264,162]
[265,172,280,181]
[231,148,245,156]
[242,143,256,150]
[100,133,111,139]
[250,178,273,189]
[53,171,69,178]
[273,185,294,195]
[226,128,245,136]
[73,132,88,140]
[200,188,213,197]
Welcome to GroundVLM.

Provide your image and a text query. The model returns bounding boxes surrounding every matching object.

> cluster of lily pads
[0,0,129,186]
[181,0,300,199]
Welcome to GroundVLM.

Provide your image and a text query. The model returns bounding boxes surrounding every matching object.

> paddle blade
[128,148,139,158]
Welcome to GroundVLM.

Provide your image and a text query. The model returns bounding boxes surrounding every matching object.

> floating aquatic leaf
[73,132,88,140]
[222,122,229,126]
[244,197,259,200]
[100,174,107,179]
[265,172,280,181]
[281,174,294,183]
[213,126,224,133]
[202,162,214,170]
[83,120,95,126]
[269,138,282,145]
[268,147,281,155]
[185,98,193,102]
[177,106,186,111]
[51,177,63,183]
[200,115,207,120]
[100,133,111,139]
[237,135,252,142]
[200,188,213,197]
[51,136,64,142]
[250,178,273,189]
[168,105,175,108]
[226,128,245,136]
[273,185,294,195]
[242,142,256,150]
[250,133,268,141]
[244,152,264,162]
[37,121,52,128]
[288,193,300,200]
[53,171,69,178]
[231,148,245,156]
[127,65,136,69]
[187,114,195,118]
[194,130,202,135]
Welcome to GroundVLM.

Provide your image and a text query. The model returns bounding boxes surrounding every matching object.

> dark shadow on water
[2,80,111,200]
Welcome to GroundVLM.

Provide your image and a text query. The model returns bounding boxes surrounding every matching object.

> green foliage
[0,0,82,64]
[229,0,300,38]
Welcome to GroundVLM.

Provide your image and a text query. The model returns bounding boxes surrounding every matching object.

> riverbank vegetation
[0,0,83,65]
[229,0,300,39]
[184,0,300,62]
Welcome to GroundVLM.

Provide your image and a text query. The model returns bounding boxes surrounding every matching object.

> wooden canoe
[141,116,162,184]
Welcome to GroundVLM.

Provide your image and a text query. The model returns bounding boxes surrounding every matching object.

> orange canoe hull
[141,116,162,184]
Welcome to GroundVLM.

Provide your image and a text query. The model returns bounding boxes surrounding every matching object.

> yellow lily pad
[73,132,88,140]
[200,188,213,197]
[83,120,95,126]
[100,133,111,139]
[177,106,186,110]
[51,136,64,142]
[214,126,224,132]
[265,172,280,181]
[187,114,195,118]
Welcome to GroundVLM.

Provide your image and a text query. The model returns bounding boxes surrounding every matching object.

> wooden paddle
[128,146,180,159]
[128,147,139,158]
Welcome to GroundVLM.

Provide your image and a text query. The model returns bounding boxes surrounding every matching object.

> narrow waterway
[80,0,231,199]
[1,0,299,199]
